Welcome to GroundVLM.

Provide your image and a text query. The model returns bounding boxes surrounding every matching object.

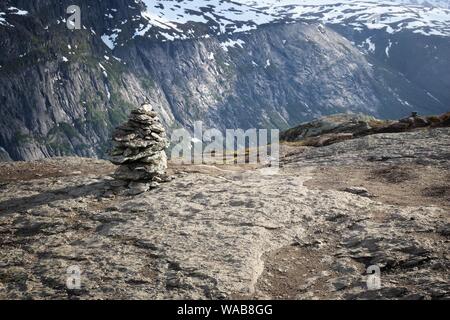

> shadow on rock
[0,181,114,215]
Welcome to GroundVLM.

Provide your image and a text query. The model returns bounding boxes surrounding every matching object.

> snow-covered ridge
[140,0,275,34]
[394,0,450,8]
[242,0,450,9]
[97,0,450,49]
[101,0,279,49]
[114,0,276,45]
[238,0,450,37]
[3,0,450,49]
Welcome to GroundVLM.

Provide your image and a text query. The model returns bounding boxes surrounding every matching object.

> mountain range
[0,0,449,160]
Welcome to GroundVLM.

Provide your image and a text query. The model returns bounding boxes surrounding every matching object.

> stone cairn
[109,102,170,195]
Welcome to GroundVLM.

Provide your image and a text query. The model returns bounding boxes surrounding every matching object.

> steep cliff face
[0,0,171,160]
[124,23,438,131]
[246,0,450,111]
[0,0,448,161]
[326,24,450,112]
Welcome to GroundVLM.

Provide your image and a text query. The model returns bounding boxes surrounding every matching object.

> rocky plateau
[0,124,448,300]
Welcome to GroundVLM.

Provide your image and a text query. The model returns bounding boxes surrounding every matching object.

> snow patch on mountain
[101,33,119,50]
[220,39,246,52]
[0,12,6,26]
[0,6,29,27]
[7,7,29,16]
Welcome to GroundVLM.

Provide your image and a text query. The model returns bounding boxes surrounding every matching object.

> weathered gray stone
[0,147,12,162]
[0,127,448,300]
[127,182,151,195]
[343,187,373,197]
[109,103,169,191]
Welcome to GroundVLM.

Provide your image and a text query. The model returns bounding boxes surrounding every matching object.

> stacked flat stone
[110,103,169,192]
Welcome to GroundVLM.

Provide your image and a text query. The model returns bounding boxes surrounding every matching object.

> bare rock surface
[0,147,12,162]
[284,128,450,168]
[281,112,450,147]
[0,129,449,300]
